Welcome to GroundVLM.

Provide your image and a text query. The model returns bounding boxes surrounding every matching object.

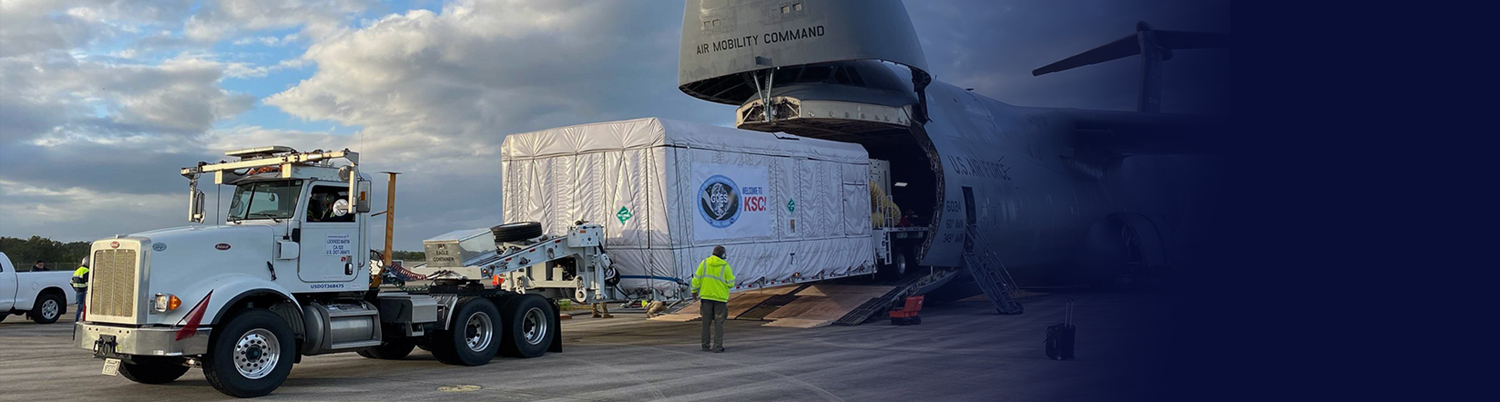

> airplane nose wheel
[1117,225,1145,289]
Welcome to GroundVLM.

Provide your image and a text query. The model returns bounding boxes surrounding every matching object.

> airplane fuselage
[679,0,1220,284]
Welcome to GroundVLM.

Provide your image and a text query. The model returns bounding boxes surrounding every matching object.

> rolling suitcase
[1045,298,1076,360]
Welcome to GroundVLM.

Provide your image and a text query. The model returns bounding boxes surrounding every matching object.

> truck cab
[75,146,567,398]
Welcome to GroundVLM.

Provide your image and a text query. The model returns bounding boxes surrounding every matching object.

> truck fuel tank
[301,301,382,355]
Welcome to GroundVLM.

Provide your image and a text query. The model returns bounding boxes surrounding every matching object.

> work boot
[645,300,666,318]
[593,303,613,318]
[712,347,725,353]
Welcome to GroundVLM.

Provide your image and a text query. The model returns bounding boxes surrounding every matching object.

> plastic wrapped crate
[501,118,875,299]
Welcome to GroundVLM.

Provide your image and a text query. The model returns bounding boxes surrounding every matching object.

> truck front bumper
[76,322,212,357]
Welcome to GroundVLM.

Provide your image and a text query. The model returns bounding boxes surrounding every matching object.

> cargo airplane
[677,0,1229,286]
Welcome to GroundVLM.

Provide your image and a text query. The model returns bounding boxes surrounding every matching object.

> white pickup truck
[1,252,77,324]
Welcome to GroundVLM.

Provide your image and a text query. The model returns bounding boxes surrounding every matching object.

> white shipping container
[500,118,875,299]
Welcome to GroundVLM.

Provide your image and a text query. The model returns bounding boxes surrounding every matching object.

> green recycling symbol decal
[787,199,796,213]
[617,206,633,224]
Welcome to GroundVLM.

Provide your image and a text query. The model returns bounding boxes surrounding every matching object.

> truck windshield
[227,181,302,222]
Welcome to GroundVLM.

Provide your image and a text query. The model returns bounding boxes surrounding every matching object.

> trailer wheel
[357,338,416,360]
[29,292,65,324]
[202,309,296,398]
[879,251,910,280]
[491,222,543,243]
[430,298,500,366]
[500,295,552,358]
[119,356,191,384]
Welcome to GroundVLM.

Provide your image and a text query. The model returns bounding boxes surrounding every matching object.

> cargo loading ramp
[651,267,960,328]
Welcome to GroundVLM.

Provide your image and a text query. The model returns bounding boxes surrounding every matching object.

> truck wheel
[499,295,552,358]
[430,298,500,366]
[119,356,191,384]
[202,309,296,398]
[491,222,543,243]
[29,293,65,324]
[357,338,416,360]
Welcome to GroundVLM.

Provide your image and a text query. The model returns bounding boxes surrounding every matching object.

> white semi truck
[74,146,611,397]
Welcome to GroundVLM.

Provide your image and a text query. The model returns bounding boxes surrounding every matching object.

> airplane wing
[1033,29,1229,76]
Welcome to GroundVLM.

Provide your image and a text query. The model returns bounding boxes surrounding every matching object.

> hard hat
[81,257,89,267]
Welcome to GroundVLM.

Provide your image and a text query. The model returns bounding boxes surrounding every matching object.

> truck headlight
[154,293,182,313]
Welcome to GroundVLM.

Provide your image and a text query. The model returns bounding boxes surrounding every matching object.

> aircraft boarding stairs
[963,225,1025,314]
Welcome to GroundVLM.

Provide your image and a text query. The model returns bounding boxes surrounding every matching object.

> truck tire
[499,295,552,358]
[357,338,416,360]
[29,293,65,324]
[119,356,191,384]
[491,222,543,243]
[430,298,500,366]
[202,309,296,398]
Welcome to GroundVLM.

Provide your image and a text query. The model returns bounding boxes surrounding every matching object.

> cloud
[0,0,197,57]
[184,0,370,42]
[267,0,721,140]
[232,33,301,47]
[259,0,730,247]
[1,52,255,145]
[0,180,182,240]
[224,58,309,78]
[0,1,259,241]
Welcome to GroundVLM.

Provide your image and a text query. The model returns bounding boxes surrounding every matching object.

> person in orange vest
[691,246,735,353]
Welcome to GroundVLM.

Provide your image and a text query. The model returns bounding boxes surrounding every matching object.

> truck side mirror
[189,189,206,223]
[356,180,372,213]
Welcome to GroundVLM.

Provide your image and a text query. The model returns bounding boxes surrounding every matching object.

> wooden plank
[762,318,834,328]
[649,301,701,321]
[725,293,778,318]
[795,284,895,297]
[649,286,800,322]
[763,285,892,322]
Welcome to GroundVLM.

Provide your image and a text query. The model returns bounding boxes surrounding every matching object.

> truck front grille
[91,249,138,319]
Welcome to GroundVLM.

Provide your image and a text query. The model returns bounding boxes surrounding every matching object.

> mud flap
[548,299,563,353]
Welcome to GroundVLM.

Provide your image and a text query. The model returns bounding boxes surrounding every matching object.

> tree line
[2,236,90,271]
[390,250,425,264]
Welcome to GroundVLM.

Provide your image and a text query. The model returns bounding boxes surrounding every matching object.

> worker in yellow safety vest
[691,245,735,353]
[71,259,89,321]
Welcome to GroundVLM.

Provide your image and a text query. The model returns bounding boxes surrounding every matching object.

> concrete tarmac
[0,292,1172,401]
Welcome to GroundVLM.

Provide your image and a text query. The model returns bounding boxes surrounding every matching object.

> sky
[0,0,1230,250]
